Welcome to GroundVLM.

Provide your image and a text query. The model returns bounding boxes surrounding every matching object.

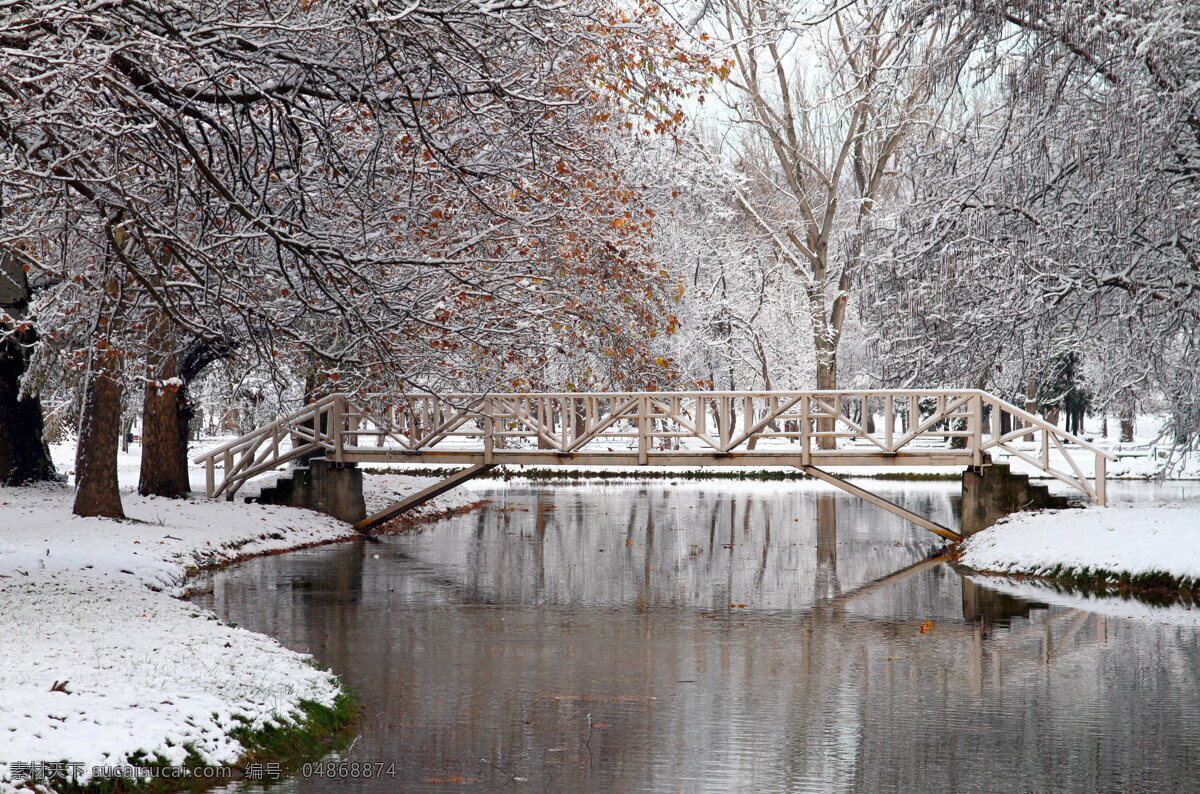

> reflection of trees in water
[398,484,956,613]
[815,493,839,601]
[198,485,1200,793]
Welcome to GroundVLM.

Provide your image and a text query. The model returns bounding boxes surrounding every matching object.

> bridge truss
[195,390,1115,539]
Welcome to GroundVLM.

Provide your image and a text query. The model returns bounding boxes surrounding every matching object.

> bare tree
[862,0,1200,451]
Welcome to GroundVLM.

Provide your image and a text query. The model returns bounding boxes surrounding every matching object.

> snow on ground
[50,439,241,493]
[0,467,479,791]
[1104,449,1200,479]
[959,503,1200,583]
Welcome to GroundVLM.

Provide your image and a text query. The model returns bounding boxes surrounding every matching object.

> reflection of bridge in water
[391,488,1123,712]
[362,485,1103,645]
[196,390,1115,538]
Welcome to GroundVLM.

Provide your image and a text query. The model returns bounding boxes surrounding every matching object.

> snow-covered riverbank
[958,503,1200,591]
[0,475,480,792]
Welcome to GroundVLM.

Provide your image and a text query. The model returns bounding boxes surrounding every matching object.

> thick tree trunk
[139,378,191,497]
[0,338,57,484]
[0,250,57,484]
[815,344,837,450]
[74,349,125,518]
[139,310,191,497]
[142,337,226,495]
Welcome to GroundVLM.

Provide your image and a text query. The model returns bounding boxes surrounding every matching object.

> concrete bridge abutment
[251,458,366,524]
[960,463,1073,537]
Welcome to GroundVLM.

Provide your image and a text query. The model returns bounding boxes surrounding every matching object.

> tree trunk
[138,313,191,497]
[75,230,127,519]
[74,348,125,518]
[815,343,837,450]
[175,387,196,485]
[0,250,57,485]
[0,337,57,485]
[1068,407,1085,436]
[139,378,191,497]
[1119,412,1135,443]
[1022,381,1038,440]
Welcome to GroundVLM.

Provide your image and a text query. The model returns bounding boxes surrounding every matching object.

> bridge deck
[335,448,977,467]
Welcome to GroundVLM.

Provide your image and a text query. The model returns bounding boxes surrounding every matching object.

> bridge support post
[637,396,649,465]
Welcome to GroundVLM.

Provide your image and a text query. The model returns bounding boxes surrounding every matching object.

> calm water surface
[195,480,1200,793]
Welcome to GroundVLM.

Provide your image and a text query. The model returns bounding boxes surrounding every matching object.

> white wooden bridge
[195,390,1115,541]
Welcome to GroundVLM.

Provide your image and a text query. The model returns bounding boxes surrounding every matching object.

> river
[194,479,1200,793]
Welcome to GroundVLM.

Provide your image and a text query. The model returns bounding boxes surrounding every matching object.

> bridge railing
[195,390,1116,504]
[194,395,342,500]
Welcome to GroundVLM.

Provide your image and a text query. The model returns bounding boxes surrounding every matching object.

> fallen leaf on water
[920,619,935,634]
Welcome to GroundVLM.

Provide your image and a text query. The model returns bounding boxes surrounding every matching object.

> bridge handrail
[352,388,1003,400]
[192,394,337,463]
[346,389,1116,458]
[976,393,1116,461]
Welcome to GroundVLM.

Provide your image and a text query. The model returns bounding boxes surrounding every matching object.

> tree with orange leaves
[0,0,688,516]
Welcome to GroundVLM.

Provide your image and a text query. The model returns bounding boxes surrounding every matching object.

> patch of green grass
[229,691,358,765]
[22,688,358,794]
